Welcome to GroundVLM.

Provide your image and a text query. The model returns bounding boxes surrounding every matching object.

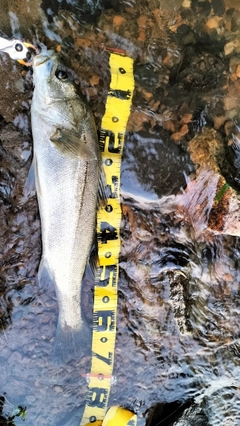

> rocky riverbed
[1,1,240,425]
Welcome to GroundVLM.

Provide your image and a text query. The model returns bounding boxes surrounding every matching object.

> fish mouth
[33,50,56,67]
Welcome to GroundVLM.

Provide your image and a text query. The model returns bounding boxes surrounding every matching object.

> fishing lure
[0,36,36,65]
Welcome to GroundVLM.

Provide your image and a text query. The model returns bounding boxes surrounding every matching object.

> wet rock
[134,63,160,91]
[172,402,208,425]
[182,0,191,8]
[117,191,240,426]
[184,128,240,237]
[211,0,225,17]
[53,385,63,393]
[25,394,36,403]
[8,350,22,364]
[193,0,211,17]
[0,122,40,328]
[121,130,194,200]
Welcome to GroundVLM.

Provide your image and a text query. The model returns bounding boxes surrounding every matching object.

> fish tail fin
[52,322,91,364]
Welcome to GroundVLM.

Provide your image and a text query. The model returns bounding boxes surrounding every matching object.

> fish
[30,49,103,363]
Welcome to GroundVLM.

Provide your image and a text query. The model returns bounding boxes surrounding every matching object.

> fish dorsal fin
[50,128,98,160]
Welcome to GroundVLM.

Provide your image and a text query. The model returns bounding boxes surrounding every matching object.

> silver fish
[30,49,102,363]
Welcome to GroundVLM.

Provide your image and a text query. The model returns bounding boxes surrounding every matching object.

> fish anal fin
[23,159,36,198]
[38,257,53,290]
[50,128,98,160]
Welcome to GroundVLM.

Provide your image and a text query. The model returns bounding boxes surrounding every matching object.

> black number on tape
[98,265,117,288]
[99,129,123,153]
[98,221,118,244]
[108,89,131,100]
[87,387,108,408]
[93,310,115,332]
[92,351,113,366]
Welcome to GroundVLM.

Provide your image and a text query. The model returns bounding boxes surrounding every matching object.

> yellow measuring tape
[80,52,136,426]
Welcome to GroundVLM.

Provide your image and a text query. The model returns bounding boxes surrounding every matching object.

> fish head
[32,49,78,106]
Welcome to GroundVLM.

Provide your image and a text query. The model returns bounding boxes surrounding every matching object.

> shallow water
[1,0,240,425]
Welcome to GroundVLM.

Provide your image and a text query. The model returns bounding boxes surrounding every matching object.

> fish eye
[55,69,69,81]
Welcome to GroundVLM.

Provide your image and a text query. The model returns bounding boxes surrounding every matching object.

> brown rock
[137,15,147,27]
[90,74,100,86]
[186,128,240,237]
[224,94,238,111]
[171,124,189,141]
[148,99,160,111]
[225,0,240,11]
[163,120,175,132]
[181,113,192,124]
[188,128,222,172]
[182,0,191,7]
[236,64,240,77]
[224,41,238,56]
[229,56,240,73]
[224,120,234,136]
[153,8,162,29]
[127,109,151,133]
[142,88,153,101]
[74,38,91,48]
[113,15,126,27]
[137,15,148,42]
[206,17,222,30]
[214,115,226,130]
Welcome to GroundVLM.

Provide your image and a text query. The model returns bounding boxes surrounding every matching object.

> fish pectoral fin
[50,128,98,160]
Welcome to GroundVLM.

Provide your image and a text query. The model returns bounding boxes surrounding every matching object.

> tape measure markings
[80,53,134,426]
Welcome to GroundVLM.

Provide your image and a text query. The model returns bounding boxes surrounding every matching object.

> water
[1,0,240,425]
